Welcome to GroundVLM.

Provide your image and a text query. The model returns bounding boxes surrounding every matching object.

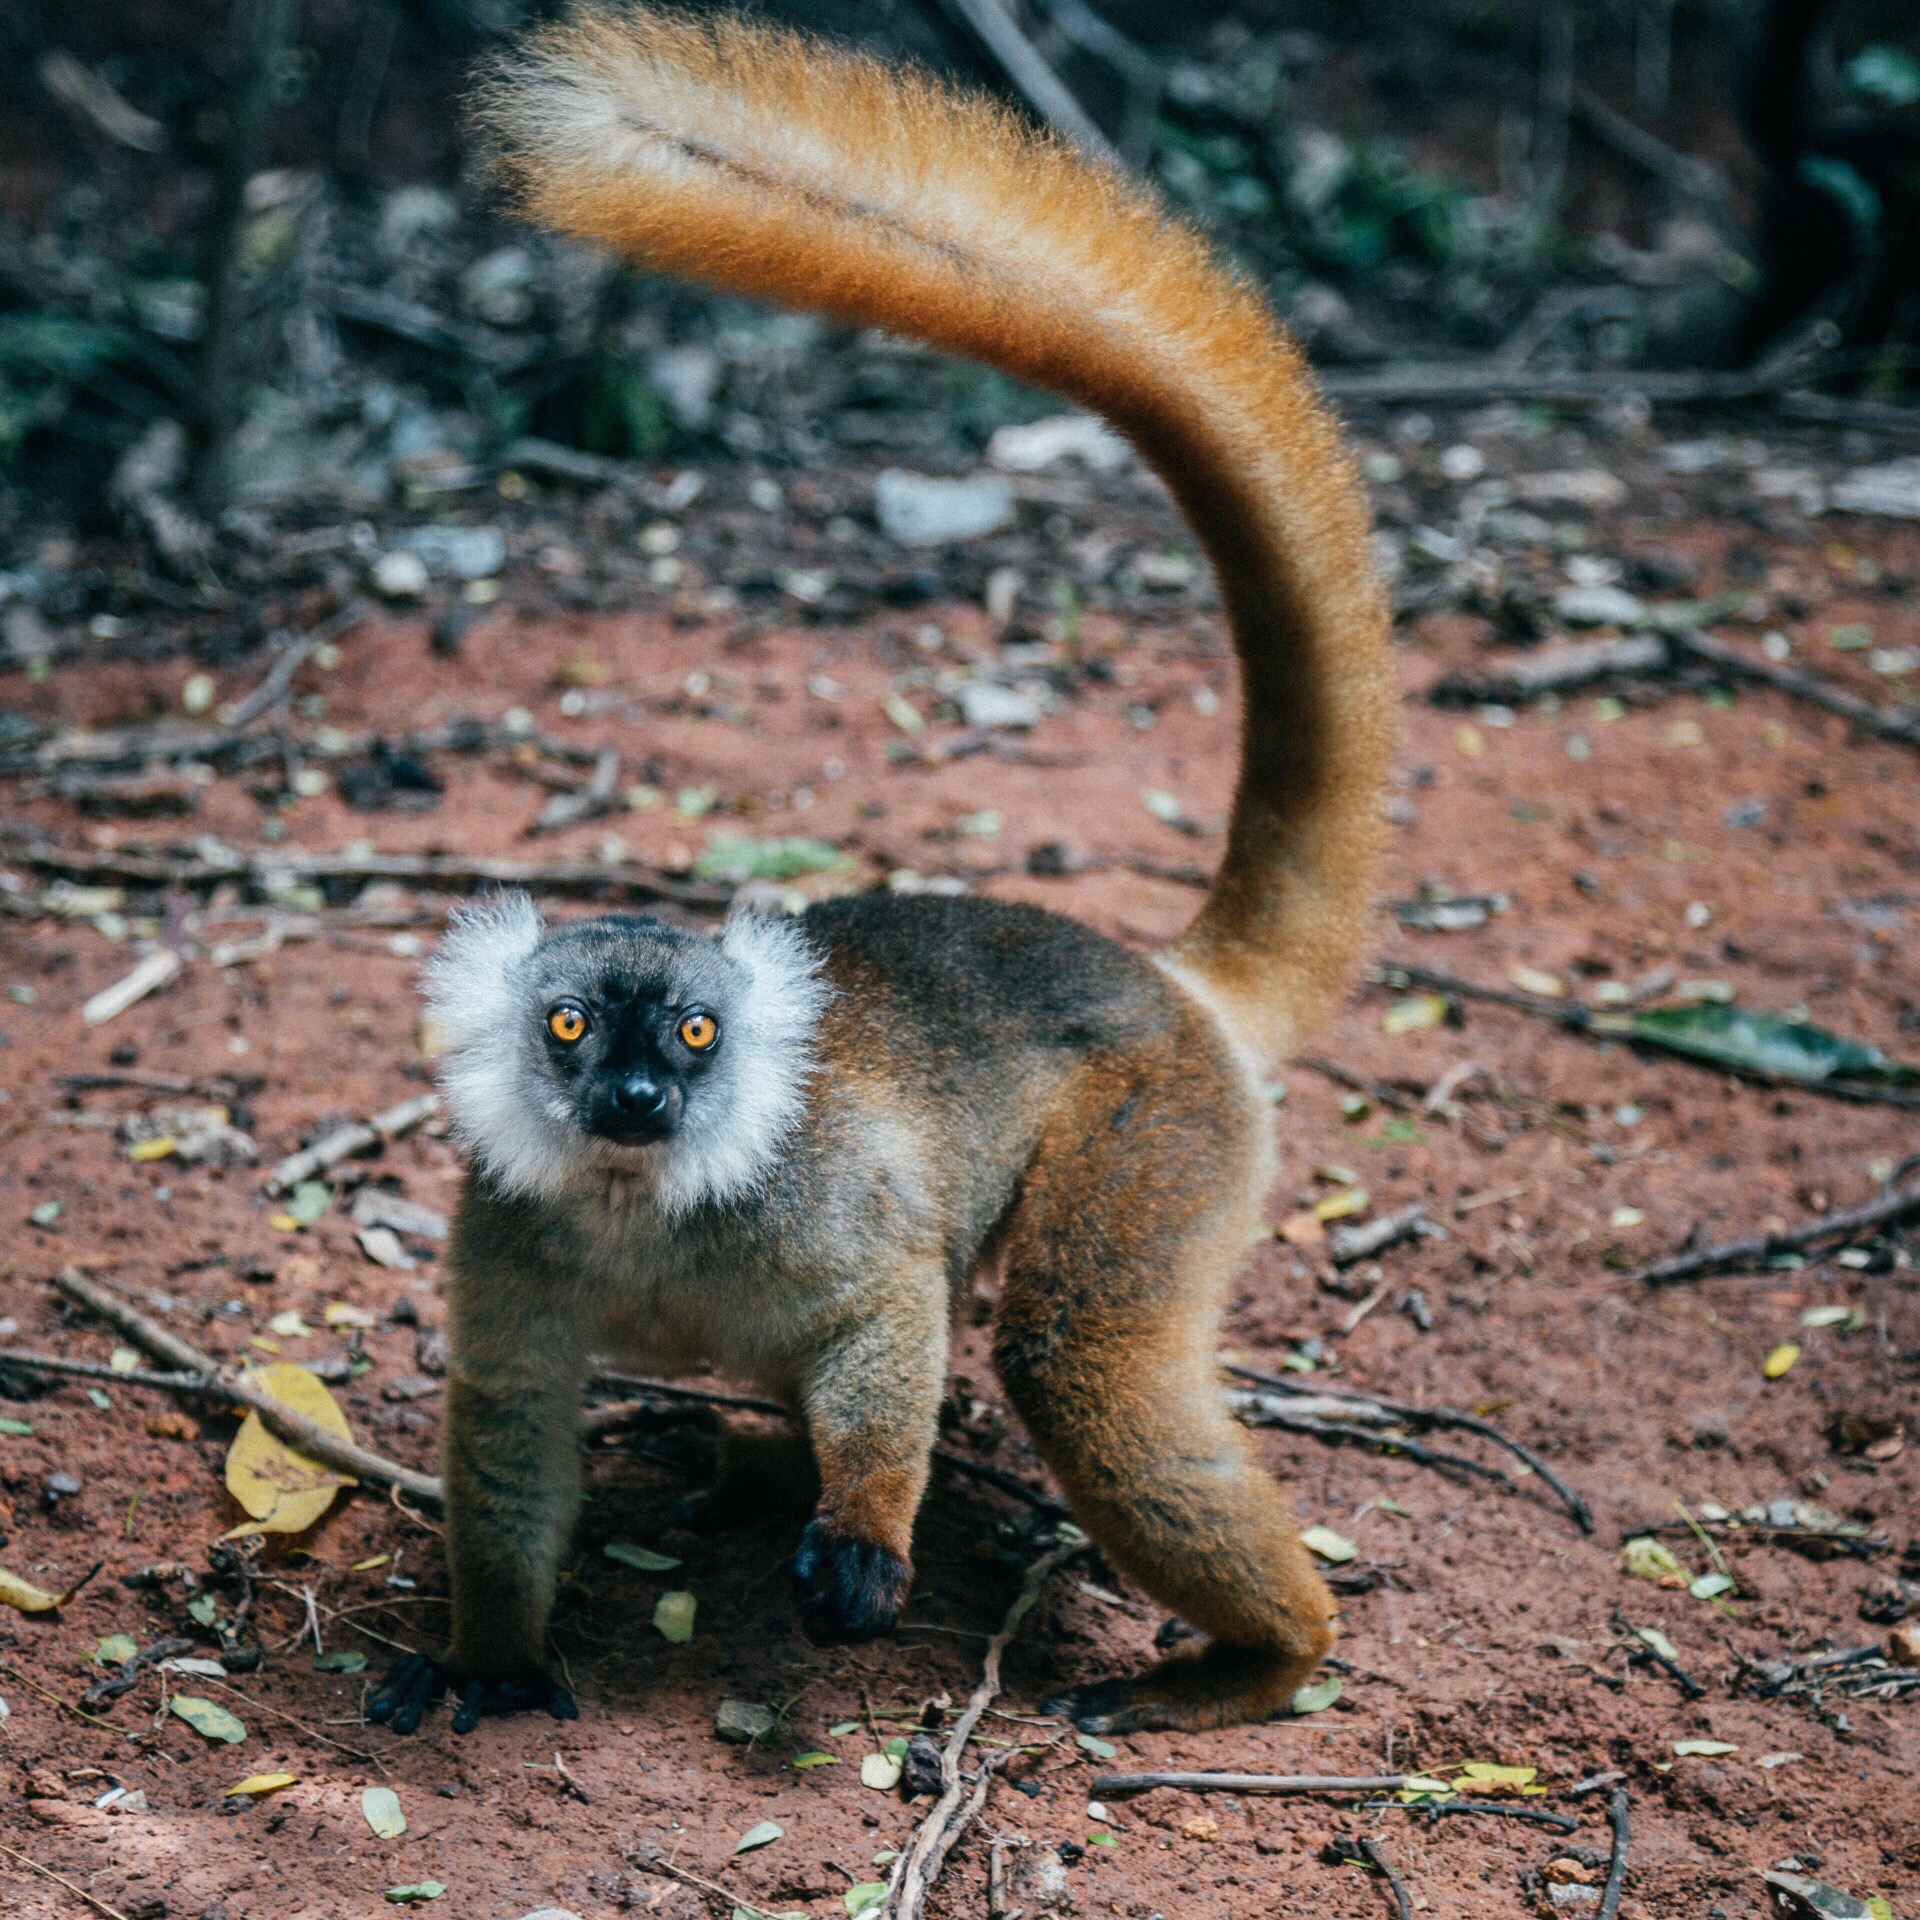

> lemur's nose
[611,1073,669,1121]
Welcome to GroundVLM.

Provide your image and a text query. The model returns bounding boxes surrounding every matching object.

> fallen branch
[1597,1788,1630,1920]
[52,1267,442,1509]
[264,1093,439,1195]
[1399,1798,1578,1833]
[1229,1388,1519,1492]
[884,1535,1086,1919]
[1429,633,1668,705]
[6,836,732,912]
[220,604,367,729]
[0,1349,203,1392]
[1224,1362,1593,1533]
[1327,1202,1439,1266]
[1354,1836,1413,1920]
[1633,1175,1920,1286]
[1668,628,1920,755]
[1375,959,1920,1108]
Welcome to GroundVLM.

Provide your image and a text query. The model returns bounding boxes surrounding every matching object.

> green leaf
[1300,1525,1358,1563]
[1291,1675,1343,1715]
[1620,1002,1917,1087]
[187,1593,220,1627]
[284,1180,332,1226]
[1846,43,1920,109]
[1633,1625,1680,1663]
[87,1387,112,1409]
[362,1785,407,1838]
[92,1633,138,1666]
[1087,1831,1117,1848]
[829,1720,860,1737]
[844,1885,888,1915]
[171,1695,246,1743]
[1690,1571,1736,1600]
[654,1590,696,1643]
[792,1751,840,1769]
[383,1883,446,1905]
[0,1417,34,1436]
[1618,1536,1689,1586]
[734,1819,784,1854]
[694,834,849,884]
[1673,1738,1738,1757]
[1076,1732,1117,1759]
[604,1540,682,1572]
[315,1648,367,1672]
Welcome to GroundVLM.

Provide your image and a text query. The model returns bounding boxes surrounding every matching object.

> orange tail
[476,7,1394,1063]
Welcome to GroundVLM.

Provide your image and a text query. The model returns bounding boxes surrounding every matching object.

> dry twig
[1598,1788,1630,1920]
[1354,1836,1413,1920]
[0,1843,133,1920]
[1632,1172,1920,1285]
[52,1267,442,1508]
[264,1093,439,1194]
[1668,628,1920,755]
[884,1535,1086,1919]
[935,0,1120,165]
[1224,1362,1593,1533]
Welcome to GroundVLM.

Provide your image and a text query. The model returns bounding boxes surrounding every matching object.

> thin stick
[264,1093,439,1194]
[220,606,367,729]
[987,1832,1023,1917]
[1092,1772,1416,1796]
[52,1268,443,1509]
[7,838,733,912]
[1632,1178,1920,1285]
[1294,1055,1504,1151]
[934,0,1121,165]
[1356,1836,1413,1920]
[0,1843,133,1920]
[1224,1363,1593,1533]
[1400,1798,1579,1833]
[0,1658,127,1733]
[1597,1788,1630,1920]
[1667,628,1920,756]
[196,1676,383,1768]
[0,1349,204,1391]
[1570,83,1744,254]
[1375,960,1920,1108]
[885,1536,1086,1918]
[1230,1392,1518,1490]
[626,1848,789,1920]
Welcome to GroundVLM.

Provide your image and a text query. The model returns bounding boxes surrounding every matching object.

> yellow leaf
[227,1772,297,1797]
[249,1336,281,1353]
[268,1212,300,1232]
[1762,1343,1799,1379]
[129,1136,177,1162]
[1457,1763,1538,1794]
[1383,992,1447,1035]
[1509,966,1563,998]
[223,1363,357,1535]
[0,1562,94,1613]
[1313,1187,1369,1223]
[353,1553,390,1571]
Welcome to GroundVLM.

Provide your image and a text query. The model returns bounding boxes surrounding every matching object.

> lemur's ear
[423,892,543,1046]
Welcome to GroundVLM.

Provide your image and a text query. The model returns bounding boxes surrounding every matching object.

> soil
[1,421,1918,1920]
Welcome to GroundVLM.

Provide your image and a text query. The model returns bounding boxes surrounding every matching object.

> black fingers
[367,1654,577,1736]
[366,1653,444,1735]
[791,1517,911,1644]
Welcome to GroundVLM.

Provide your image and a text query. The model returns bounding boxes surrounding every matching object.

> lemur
[367,3,1393,1739]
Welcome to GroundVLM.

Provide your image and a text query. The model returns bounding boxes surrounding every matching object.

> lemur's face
[520,917,739,1147]
[424,896,827,1213]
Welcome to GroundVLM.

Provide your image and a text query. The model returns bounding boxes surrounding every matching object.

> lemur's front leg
[791,1276,946,1643]
[370,1247,587,1734]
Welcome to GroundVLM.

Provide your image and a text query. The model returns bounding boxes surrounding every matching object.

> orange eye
[547,1004,587,1044]
[678,1011,718,1052]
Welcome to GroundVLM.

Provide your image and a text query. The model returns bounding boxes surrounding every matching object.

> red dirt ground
[1,445,1917,1920]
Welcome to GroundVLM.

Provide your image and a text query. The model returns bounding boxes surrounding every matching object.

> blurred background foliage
[0,0,1914,532]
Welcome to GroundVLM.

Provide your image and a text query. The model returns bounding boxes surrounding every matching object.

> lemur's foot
[367,1652,578,1736]
[791,1517,910,1644]
[1044,1644,1316,1735]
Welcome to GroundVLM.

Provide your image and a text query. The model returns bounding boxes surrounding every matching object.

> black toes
[367,1653,444,1735]
[366,1654,574,1735]
[791,1517,910,1644]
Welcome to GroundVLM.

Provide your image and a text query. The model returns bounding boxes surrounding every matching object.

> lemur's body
[370,5,1393,1738]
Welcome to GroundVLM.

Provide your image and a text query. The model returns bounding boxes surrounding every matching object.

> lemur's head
[423,895,827,1213]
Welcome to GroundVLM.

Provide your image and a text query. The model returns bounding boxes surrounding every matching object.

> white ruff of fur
[423,895,827,1215]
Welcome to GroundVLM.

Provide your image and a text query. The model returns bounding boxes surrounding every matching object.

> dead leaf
[0,1559,101,1614]
[171,1695,246,1743]
[223,1362,356,1535]
[145,1410,199,1442]
[362,1785,407,1838]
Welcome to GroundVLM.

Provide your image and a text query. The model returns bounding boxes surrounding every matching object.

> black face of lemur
[526,917,733,1147]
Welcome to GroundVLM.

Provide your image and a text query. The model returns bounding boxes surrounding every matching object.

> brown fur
[384,9,1395,1739]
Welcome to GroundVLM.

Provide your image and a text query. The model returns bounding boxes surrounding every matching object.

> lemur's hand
[791,1515,911,1643]
[366,1652,578,1735]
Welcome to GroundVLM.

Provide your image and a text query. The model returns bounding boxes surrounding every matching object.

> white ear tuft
[424,892,543,1039]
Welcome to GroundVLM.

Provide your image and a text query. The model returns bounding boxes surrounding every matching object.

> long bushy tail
[476,7,1394,1063]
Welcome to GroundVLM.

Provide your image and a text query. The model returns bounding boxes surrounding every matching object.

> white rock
[394,524,506,579]
[515,1911,583,1920]
[1828,457,1920,519]
[874,469,1014,545]
[371,549,430,598]
[956,680,1043,730]
[988,414,1129,472]
[1553,584,1645,627]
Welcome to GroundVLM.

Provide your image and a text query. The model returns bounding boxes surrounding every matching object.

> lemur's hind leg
[992,1040,1336,1735]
